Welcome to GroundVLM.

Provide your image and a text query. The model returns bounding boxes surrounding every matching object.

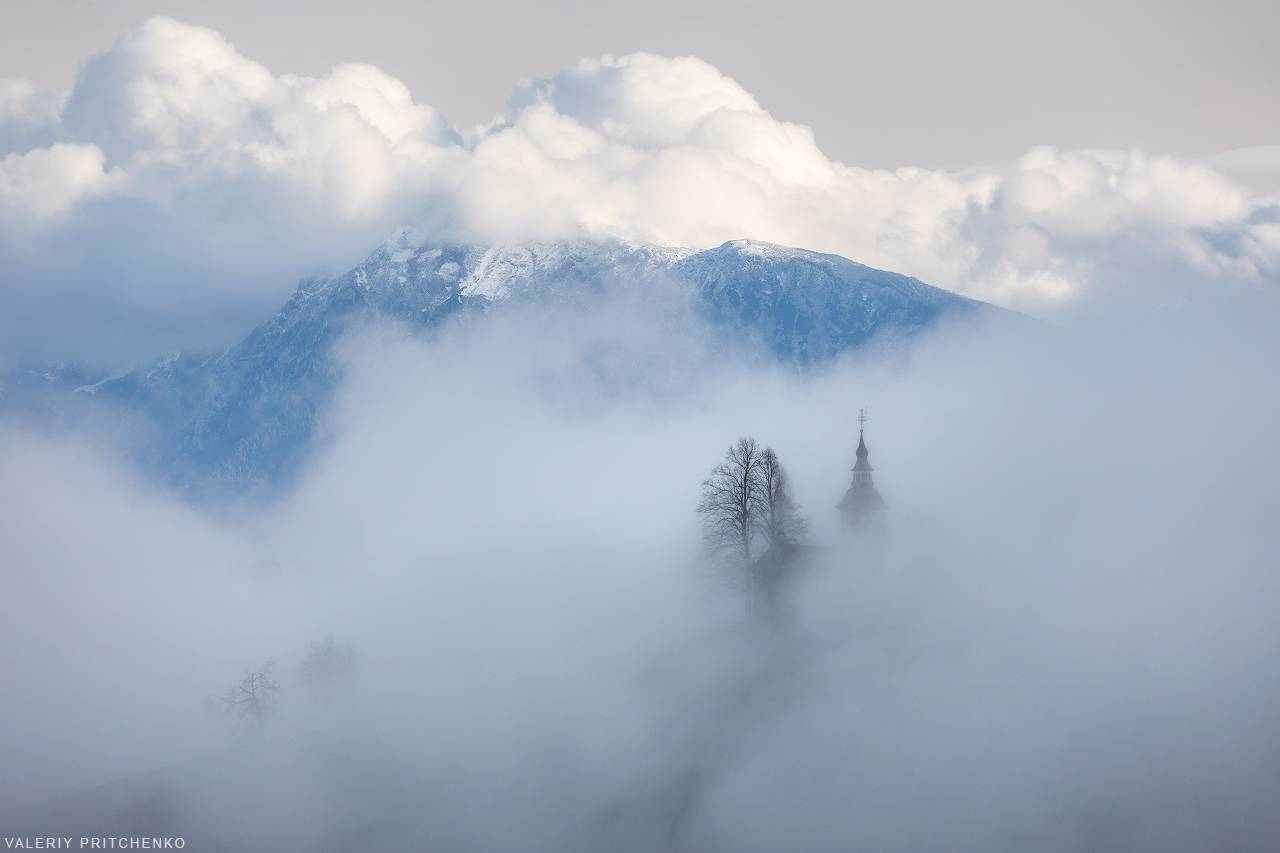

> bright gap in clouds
[0,17,1277,369]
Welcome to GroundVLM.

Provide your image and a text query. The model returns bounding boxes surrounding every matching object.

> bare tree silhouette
[206,661,279,735]
[754,447,810,621]
[697,437,768,619]
[698,439,810,621]
[758,447,808,551]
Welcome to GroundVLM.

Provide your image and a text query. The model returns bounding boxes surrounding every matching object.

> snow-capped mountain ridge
[7,234,1016,497]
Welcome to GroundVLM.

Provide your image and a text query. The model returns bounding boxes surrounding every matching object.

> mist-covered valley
[3,14,1280,851]
[3,280,1279,851]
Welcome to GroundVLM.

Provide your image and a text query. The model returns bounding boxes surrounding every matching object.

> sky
[2,4,1280,848]
[5,0,1280,171]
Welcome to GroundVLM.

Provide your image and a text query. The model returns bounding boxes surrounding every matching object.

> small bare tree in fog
[754,447,810,620]
[299,636,355,700]
[206,661,279,735]
[758,448,808,549]
[698,437,768,618]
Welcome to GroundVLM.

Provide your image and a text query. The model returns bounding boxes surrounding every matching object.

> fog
[2,282,1279,851]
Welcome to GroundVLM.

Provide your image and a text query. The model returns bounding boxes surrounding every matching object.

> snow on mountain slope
[677,240,987,362]
[6,233,1015,497]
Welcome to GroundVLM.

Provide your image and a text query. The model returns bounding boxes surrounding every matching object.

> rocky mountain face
[3,233,1010,497]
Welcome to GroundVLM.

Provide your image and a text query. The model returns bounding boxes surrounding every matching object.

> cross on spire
[858,408,867,436]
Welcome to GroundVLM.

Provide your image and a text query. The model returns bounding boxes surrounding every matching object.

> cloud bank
[2,288,1279,849]
[1,17,1278,368]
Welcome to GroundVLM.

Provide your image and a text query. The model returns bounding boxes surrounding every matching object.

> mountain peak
[14,235,1019,498]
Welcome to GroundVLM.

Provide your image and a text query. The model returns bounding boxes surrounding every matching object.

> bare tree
[206,661,279,735]
[753,447,810,621]
[697,437,768,618]
[758,447,809,550]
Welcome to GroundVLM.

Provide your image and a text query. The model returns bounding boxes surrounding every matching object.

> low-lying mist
[2,285,1279,851]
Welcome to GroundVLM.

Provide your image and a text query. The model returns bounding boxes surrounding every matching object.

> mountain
[676,240,989,362]
[2,233,1014,497]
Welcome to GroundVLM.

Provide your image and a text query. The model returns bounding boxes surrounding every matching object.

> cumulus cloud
[0,18,469,368]
[463,61,1277,308]
[0,79,63,154]
[0,142,124,217]
[55,17,461,216]
[0,17,1277,368]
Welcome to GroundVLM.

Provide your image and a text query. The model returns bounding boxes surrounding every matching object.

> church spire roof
[853,410,872,472]
[837,407,887,521]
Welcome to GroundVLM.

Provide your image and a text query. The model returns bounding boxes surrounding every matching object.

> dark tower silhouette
[837,410,887,541]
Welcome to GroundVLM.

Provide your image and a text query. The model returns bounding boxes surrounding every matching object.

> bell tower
[837,409,887,540]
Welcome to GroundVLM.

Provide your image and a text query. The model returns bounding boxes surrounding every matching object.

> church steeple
[852,418,873,485]
[837,409,887,540]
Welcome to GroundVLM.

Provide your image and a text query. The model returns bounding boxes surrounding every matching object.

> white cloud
[47,17,462,219]
[462,76,1277,307]
[0,79,62,154]
[0,18,1276,366]
[0,142,125,217]
[509,53,764,147]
